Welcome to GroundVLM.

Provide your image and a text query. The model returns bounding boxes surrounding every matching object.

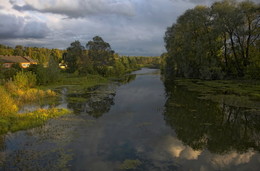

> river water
[0,68,259,171]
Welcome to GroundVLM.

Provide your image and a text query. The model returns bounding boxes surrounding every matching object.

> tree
[86,36,115,75]
[164,0,259,79]
[64,40,85,73]
[14,45,24,56]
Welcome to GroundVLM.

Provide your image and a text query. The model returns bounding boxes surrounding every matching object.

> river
[0,68,259,170]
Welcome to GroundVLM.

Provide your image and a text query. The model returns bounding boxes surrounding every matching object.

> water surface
[0,68,259,171]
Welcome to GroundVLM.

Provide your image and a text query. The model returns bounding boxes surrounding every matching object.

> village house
[0,55,37,68]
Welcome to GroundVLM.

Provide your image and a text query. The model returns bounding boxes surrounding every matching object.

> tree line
[0,44,64,64]
[162,0,259,80]
[0,36,160,85]
[63,36,160,76]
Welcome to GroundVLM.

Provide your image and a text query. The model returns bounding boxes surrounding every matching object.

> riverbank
[0,73,110,135]
[172,79,260,111]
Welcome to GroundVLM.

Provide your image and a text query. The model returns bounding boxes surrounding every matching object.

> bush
[29,60,60,85]
[0,86,18,116]
[13,71,37,89]
[246,64,260,80]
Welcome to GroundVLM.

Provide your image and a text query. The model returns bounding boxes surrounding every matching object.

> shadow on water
[163,80,260,154]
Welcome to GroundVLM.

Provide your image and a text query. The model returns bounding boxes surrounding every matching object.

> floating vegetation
[119,159,142,170]
[174,79,260,110]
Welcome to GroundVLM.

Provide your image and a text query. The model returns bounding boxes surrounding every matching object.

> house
[0,55,37,68]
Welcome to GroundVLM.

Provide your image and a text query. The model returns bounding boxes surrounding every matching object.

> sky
[0,0,256,56]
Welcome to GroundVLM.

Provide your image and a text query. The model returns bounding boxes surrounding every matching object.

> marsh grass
[0,108,71,135]
[40,73,109,91]
[0,73,110,135]
[4,81,57,104]
[0,86,18,116]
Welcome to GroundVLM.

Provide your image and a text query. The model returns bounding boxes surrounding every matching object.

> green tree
[86,36,115,75]
[13,45,24,56]
[64,41,85,73]
[164,0,259,79]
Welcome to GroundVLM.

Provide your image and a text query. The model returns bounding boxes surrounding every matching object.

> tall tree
[86,36,115,69]
[64,40,85,73]
[164,0,259,79]
[14,45,24,56]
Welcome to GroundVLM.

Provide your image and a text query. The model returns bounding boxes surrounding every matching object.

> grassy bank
[0,73,109,135]
[174,79,260,110]
[0,108,71,135]
[0,85,71,135]
[39,73,109,93]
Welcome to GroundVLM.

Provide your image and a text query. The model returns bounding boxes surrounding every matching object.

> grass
[0,108,71,135]
[0,73,110,135]
[38,73,110,95]
[174,79,260,109]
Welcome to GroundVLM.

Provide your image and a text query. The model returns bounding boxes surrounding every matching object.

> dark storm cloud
[11,0,135,18]
[5,0,224,56]
[0,13,50,39]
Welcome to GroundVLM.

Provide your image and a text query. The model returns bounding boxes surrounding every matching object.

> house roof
[0,55,37,63]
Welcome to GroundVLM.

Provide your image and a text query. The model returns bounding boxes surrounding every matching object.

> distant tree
[14,45,24,56]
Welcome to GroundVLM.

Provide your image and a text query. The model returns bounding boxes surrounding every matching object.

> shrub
[13,71,36,89]
[32,61,60,85]
[0,86,18,116]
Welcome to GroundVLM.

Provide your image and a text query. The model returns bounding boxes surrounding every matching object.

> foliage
[0,37,160,82]
[86,36,115,75]
[163,0,260,80]
[0,44,64,64]
[28,57,60,85]
[0,63,21,80]
[13,71,37,89]
[62,36,160,76]
[0,86,18,116]
[0,108,70,135]
[64,40,86,73]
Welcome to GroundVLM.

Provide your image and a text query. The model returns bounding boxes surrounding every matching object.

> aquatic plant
[0,108,71,135]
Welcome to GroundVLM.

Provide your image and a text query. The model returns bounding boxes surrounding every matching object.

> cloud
[0,0,214,56]
[0,13,50,39]
[12,0,136,18]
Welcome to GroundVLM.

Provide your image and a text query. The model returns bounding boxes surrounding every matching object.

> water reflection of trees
[0,136,5,151]
[116,74,137,85]
[163,81,260,154]
[67,86,116,118]
[67,75,137,118]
